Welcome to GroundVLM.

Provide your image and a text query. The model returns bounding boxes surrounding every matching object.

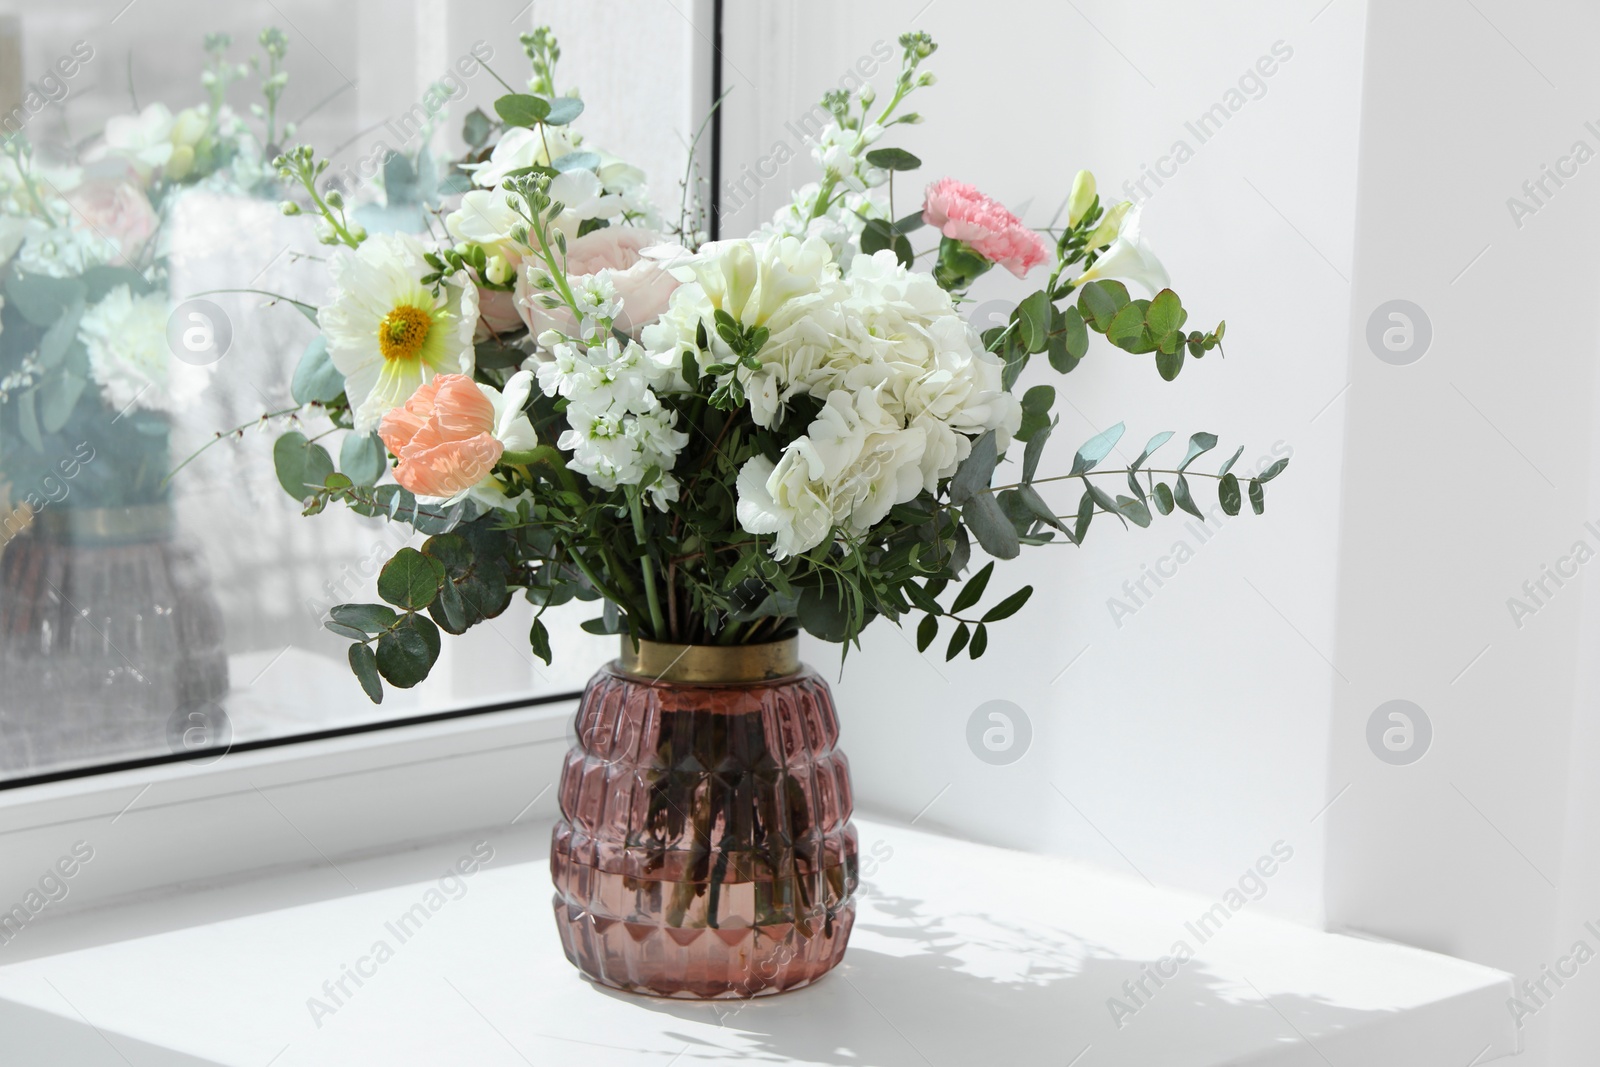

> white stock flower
[78,285,210,413]
[533,335,688,506]
[317,233,478,431]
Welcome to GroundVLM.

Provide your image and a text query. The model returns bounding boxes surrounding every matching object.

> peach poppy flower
[379,372,536,500]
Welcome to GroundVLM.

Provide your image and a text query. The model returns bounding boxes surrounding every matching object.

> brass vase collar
[617,637,801,684]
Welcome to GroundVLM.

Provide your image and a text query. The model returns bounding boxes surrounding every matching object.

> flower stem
[628,487,667,640]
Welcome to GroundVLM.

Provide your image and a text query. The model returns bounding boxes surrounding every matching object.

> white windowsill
[0,815,1518,1066]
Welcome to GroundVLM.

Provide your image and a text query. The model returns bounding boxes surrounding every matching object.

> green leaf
[273,432,335,500]
[1106,302,1151,352]
[1074,489,1095,543]
[865,147,922,171]
[1077,279,1129,332]
[1051,305,1089,374]
[325,621,368,641]
[494,93,551,127]
[349,643,384,703]
[551,150,602,172]
[951,561,995,614]
[1115,494,1152,528]
[377,547,445,611]
[15,391,41,452]
[1219,472,1242,516]
[1177,432,1219,471]
[1016,290,1052,354]
[946,622,971,661]
[435,577,468,633]
[1155,347,1184,381]
[1016,385,1056,443]
[1023,419,1054,483]
[1153,482,1175,515]
[375,614,441,688]
[462,107,493,147]
[1144,288,1186,341]
[963,492,1021,560]
[1132,431,1174,471]
[329,604,400,633]
[530,616,553,664]
[1249,478,1265,515]
[797,584,852,643]
[949,430,998,504]
[1085,483,1125,528]
[38,372,87,433]
[292,336,345,405]
[981,586,1033,623]
[340,432,387,487]
[1257,457,1290,483]
[969,623,989,659]
[544,96,585,125]
[916,614,938,652]
[1174,474,1205,520]
[1069,422,1125,476]
[1217,446,1245,477]
[36,299,83,369]
[5,273,85,326]
[1019,485,1070,536]
[889,211,926,235]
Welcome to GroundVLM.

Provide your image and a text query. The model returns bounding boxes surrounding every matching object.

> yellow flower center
[379,305,433,361]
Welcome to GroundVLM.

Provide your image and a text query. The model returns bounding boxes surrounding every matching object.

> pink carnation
[921,178,1050,278]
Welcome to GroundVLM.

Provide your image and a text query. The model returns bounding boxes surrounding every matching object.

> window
[0,0,714,783]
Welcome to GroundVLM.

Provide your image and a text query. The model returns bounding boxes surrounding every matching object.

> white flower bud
[1066,170,1096,228]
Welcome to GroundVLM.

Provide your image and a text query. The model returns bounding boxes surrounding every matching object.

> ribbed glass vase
[551,636,859,998]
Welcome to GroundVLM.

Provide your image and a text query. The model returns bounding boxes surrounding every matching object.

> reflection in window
[0,2,695,779]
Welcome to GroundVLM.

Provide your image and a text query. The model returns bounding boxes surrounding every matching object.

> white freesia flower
[95,104,177,179]
[461,125,583,189]
[318,233,478,432]
[1073,208,1170,295]
[546,169,625,237]
[78,285,210,413]
[445,188,525,252]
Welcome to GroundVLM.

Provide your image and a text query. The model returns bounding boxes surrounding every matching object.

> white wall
[722,0,1369,926]
[1323,2,1600,1065]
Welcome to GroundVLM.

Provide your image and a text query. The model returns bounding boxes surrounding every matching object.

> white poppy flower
[317,233,478,432]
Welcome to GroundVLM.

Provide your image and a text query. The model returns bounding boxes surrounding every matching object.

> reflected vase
[0,504,230,774]
[551,637,859,998]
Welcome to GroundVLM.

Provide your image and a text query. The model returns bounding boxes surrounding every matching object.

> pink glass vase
[551,637,858,998]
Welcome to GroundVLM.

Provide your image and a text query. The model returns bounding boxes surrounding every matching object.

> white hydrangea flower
[736,389,927,560]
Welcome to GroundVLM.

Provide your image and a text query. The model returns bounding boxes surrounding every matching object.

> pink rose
[378,375,503,499]
[516,226,679,338]
[475,286,525,341]
[921,178,1050,278]
[64,179,159,266]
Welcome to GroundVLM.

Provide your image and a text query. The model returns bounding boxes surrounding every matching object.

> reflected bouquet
[0,30,294,523]
[258,29,1287,700]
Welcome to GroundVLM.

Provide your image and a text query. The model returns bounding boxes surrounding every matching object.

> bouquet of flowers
[0,30,294,527]
[252,28,1287,701]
